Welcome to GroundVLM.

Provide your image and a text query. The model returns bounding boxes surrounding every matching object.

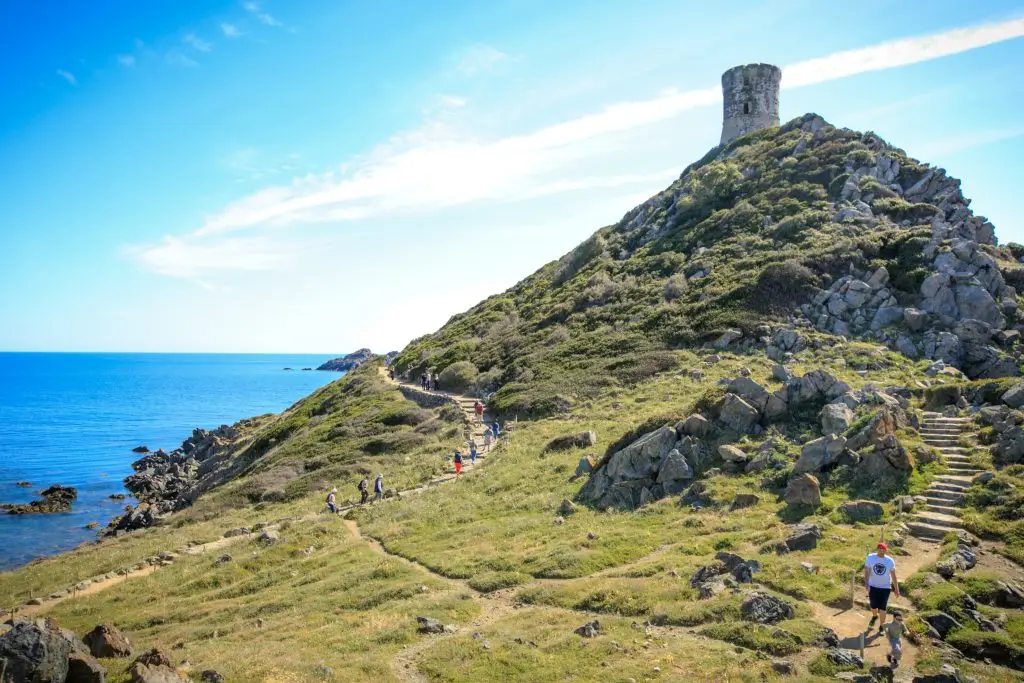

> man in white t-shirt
[863,542,900,635]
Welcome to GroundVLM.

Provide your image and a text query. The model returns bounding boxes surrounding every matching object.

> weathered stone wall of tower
[720,63,782,146]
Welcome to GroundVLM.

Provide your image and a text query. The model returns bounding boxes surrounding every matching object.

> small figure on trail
[421,372,429,390]
[864,542,900,636]
[432,373,440,391]
[490,421,501,440]
[473,400,484,423]
[483,429,492,451]
[884,610,911,669]
[326,487,338,514]
[374,473,384,502]
[387,368,395,381]
[453,449,463,476]
[469,440,478,465]
[358,478,369,505]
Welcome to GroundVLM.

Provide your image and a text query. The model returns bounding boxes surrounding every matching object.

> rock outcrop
[1,485,77,515]
[316,348,375,372]
[578,425,701,509]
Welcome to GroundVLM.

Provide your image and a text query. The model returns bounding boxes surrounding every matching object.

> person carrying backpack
[374,473,384,502]
[469,440,478,465]
[473,400,484,423]
[453,449,463,476]
[358,478,369,505]
[326,487,338,514]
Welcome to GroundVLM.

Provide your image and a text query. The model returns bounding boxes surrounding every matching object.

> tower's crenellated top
[720,63,782,146]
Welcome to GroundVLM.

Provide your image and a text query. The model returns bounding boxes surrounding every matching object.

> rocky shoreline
[104,423,249,536]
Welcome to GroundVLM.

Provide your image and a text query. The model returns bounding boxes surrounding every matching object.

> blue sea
[0,353,340,571]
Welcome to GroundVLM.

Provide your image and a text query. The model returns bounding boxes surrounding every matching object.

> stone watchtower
[720,63,782,145]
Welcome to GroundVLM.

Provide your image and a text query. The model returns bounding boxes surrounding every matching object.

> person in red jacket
[473,400,484,423]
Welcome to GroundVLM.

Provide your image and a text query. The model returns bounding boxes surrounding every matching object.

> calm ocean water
[0,353,339,571]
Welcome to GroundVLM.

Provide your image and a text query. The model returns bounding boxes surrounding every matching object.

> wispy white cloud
[221,23,241,38]
[127,235,297,279]
[183,33,213,52]
[783,18,1024,88]
[133,17,1024,278]
[243,1,282,27]
[56,69,77,86]
[454,45,507,76]
[117,55,136,68]
[166,51,199,68]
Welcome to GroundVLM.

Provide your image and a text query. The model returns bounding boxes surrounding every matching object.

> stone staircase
[908,412,984,542]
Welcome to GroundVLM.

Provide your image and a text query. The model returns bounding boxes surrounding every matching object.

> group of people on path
[420,372,440,391]
[452,419,501,476]
[326,473,385,514]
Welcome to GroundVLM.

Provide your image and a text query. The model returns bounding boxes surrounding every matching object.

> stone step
[914,510,962,529]
[925,503,961,516]
[908,522,955,541]
[935,474,974,483]
[947,465,983,474]
[920,426,966,432]
[925,491,965,504]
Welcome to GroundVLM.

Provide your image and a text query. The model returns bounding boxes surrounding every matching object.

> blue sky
[1,0,1023,353]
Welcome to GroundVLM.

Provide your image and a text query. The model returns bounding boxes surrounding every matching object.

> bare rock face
[578,425,698,509]
[83,624,133,659]
[820,403,853,435]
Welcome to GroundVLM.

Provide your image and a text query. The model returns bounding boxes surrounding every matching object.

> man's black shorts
[869,586,891,610]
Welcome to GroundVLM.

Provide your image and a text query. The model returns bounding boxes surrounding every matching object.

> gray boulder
[0,622,72,683]
[714,330,743,349]
[416,617,446,634]
[717,445,747,464]
[903,307,927,331]
[727,377,771,412]
[784,474,821,507]
[820,404,854,435]
[784,524,822,552]
[793,434,847,474]
[729,494,760,511]
[740,592,794,625]
[718,394,759,433]
[923,613,962,640]
[837,500,884,523]
[825,648,864,668]
[1002,384,1024,409]
[655,449,694,495]
[679,414,713,437]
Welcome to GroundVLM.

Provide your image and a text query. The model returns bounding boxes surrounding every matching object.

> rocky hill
[316,348,377,372]
[394,114,1022,418]
[4,113,1024,683]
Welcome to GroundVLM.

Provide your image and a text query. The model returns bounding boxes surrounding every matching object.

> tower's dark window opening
[743,102,750,114]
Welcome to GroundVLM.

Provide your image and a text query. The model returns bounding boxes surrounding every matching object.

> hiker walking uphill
[864,542,900,635]
[453,449,463,476]
[374,474,384,502]
[420,372,429,390]
[327,487,338,514]
[358,478,369,505]
[473,400,484,424]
